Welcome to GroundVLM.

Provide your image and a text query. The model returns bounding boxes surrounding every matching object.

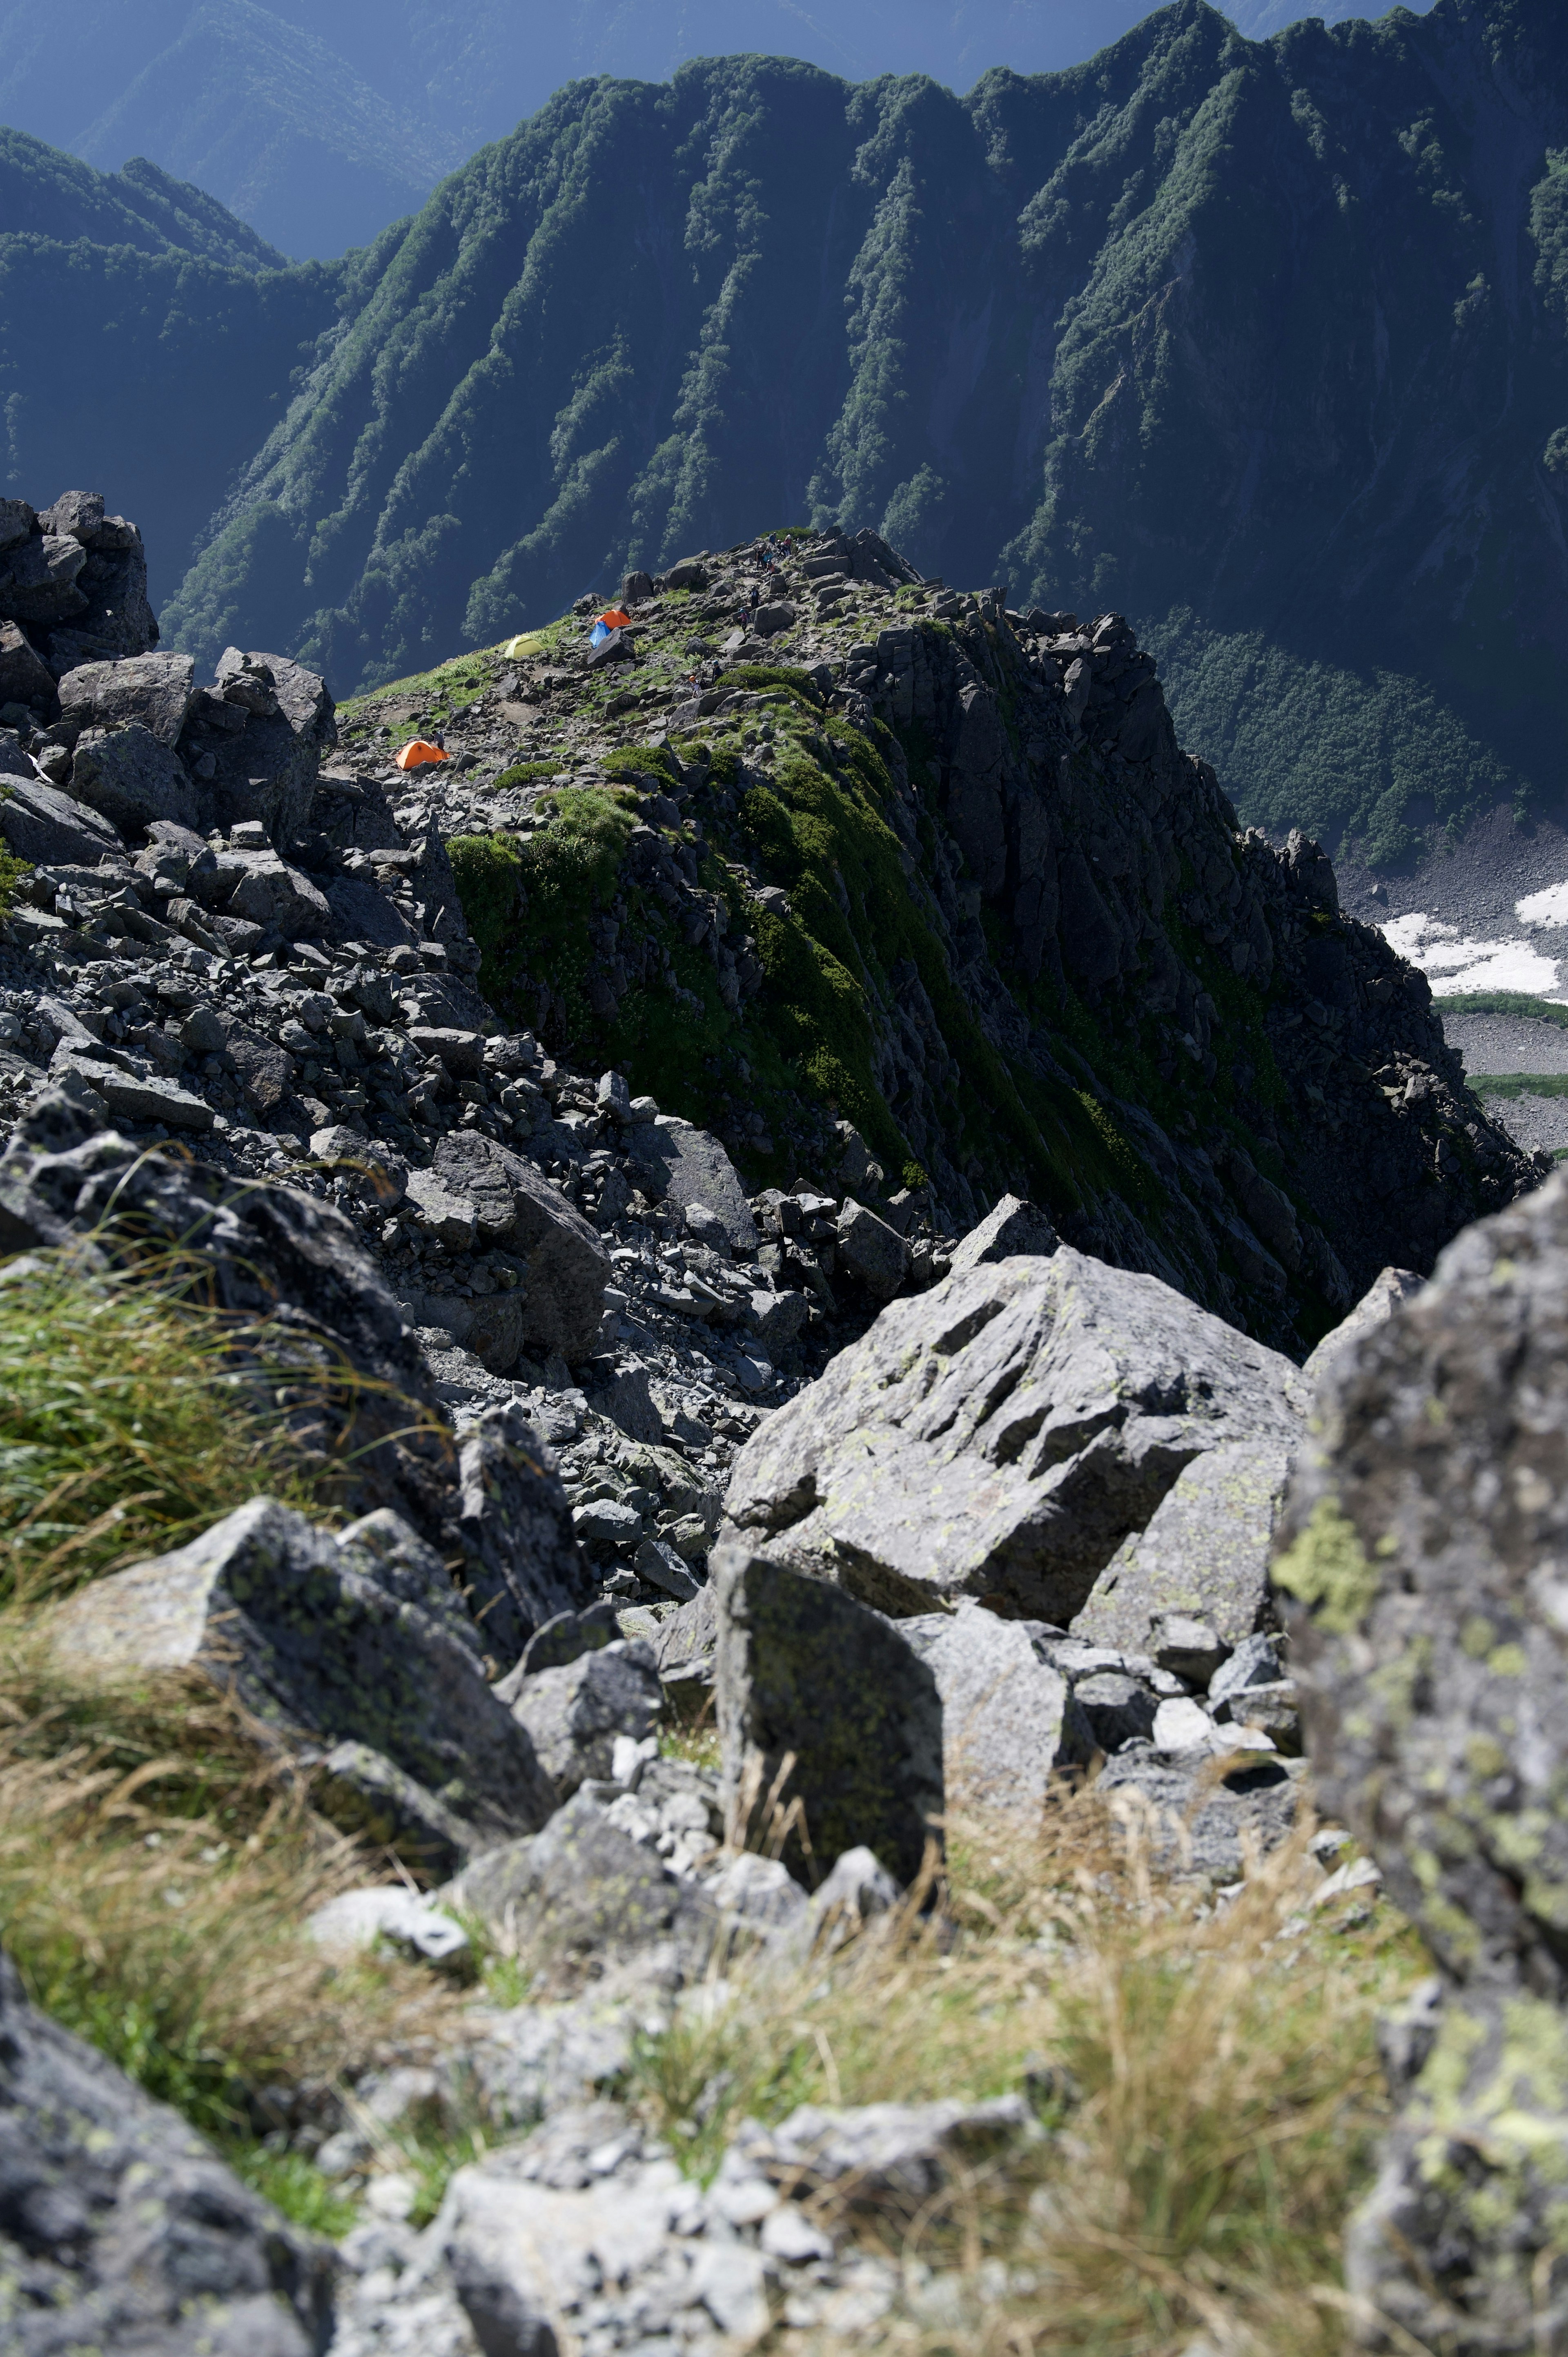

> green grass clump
[715,662,823,705]
[1436,990,1568,1025]
[1468,1073,1568,1099]
[0,836,28,914]
[0,1652,452,2172]
[492,758,563,789]
[0,1252,370,1605]
[450,786,639,1019]
[602,742,682,786]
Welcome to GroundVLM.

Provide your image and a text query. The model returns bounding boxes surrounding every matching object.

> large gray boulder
[627,1114,758,1252]
[432,1129,609,1361]
[0,1949,332,2356]
[181,649,336,842]
[0,769,123,866]
[1275,1167,1568,2350]
[49,1497,558,1863]
[723,1251,1306,1621]
[58,651,194,747]
[69,722,198,836]
[713,1544,944,1884]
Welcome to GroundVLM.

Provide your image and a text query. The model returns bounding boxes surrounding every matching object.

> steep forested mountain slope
[0,131,338,602]
[0,0,1429,259]
[150,0,1567,873]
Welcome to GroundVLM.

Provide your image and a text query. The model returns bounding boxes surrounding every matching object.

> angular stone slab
[59,651,195,747]
[433,1129,608,1360]
[49,1496,557,1854]
[713,1543,944,1884]
[1071,1439,1294,1666]
[947,1192,1059,1274]
[722,1251,1306,1621]
[900,1598,1093,1815]
[627,1114,758,1252]
[1301,1263,1423,1385]
[70,721,198,836]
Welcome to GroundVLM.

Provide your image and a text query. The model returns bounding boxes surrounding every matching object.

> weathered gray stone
[1274,1168,1568,2348]
[191,650,335,842]
[1071,1669,1159,1750]
[221,848,332,939]
[1300,1262,1424,1384]
[58,651,194,747]
[723,1252,1305,1621]
[52,1055,215,1132]
[627,1115,758,1252]
[432,1130,608,1360]
[48,1497,557,1856]
[1071,1441,1292,1666]
[0,529,87,622]
[506,1640,663,1800]
[836,1198,909,1299]
[0,1948,332,2355]
[448,1790,719,1988]
[0,618,57,709]
[947,1193,1060,1274]
[454,1401,596,1666]
[1094,1748,1302,1882]
[69,722,198,835]
[713,1543,944,1884]
[899,1599,1093,1815]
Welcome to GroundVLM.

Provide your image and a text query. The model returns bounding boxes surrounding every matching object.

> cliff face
[338,526,1534,1359]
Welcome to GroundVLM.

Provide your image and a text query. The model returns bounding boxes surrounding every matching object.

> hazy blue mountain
[0,0,1434,258]
[0,127,336,597]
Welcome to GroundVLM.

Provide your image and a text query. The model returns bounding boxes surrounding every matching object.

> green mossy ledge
[348,546,1530,1362]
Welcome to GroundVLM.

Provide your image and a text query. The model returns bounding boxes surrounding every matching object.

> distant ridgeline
[2,0,1564,864]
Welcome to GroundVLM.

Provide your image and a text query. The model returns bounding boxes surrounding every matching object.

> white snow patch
[1517,881,1568,930]
[1377,911,1561,998]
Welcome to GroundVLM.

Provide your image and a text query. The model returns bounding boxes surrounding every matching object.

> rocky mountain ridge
[0,484,1548,2351]
[332,522,1532,1360]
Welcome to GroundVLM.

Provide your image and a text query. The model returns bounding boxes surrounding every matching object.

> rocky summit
[0,489,1559,2355]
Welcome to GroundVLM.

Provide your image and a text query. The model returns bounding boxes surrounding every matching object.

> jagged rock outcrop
[1276,1169,1568,2353]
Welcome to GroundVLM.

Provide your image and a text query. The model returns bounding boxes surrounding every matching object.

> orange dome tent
[395,739,448,770]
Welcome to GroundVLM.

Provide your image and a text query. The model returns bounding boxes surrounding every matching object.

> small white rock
[761,2203,835,2264]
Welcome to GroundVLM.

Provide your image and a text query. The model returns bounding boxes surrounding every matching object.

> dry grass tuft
[635,1786,1422,2357]
[0,1630,456,2140]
